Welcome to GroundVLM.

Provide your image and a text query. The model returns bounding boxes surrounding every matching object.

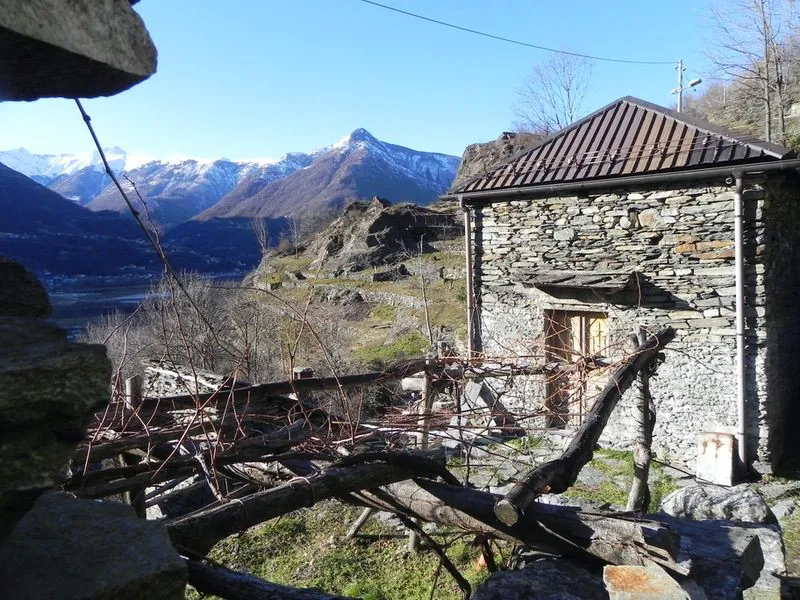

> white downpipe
[460,195,475,358]
[734,174,747,469]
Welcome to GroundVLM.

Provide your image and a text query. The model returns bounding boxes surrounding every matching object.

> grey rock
[314,287,365,306]
[656,513,784,600]
[553,227,576,241]
[0,317,110,539]
[0,259,51,318]
[603,564,688,599]
[0,0,157,100]
[660,484,775,524]
[770,499,796,520]
[372,263,411,282]
[472,557,608,599]
[0,493,186,599]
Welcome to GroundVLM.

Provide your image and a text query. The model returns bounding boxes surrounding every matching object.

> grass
[563,447,678,509]
[188,501,488,600]
[369,304,397,322]
[354,331,429,369]
[506,435,544,453]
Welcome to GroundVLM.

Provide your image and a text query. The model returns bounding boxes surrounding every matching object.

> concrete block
[696,432,736,486]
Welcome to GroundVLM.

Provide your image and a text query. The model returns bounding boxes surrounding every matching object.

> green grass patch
[562,448,678,509]
[369,304,397,322]
[189,501,488,600]
[355,331,429,369]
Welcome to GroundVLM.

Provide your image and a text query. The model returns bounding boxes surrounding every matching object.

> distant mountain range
[1,130,459,230]
[0,130,460,276]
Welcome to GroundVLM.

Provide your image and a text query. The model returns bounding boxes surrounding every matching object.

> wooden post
[409,368,434,552]
[626,327,655,512]
[123,375,146,518]
[344,507,374,540]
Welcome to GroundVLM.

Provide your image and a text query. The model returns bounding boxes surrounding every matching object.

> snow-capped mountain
[2,130,459,229]
[0,146,151,186]
[199,128,460,220]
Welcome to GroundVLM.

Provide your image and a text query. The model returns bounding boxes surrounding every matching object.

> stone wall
[471,175,800,470]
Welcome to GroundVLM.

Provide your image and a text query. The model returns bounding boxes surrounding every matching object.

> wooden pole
[409,369,433,552]
[626,327,656,512]
[123,374,146,518]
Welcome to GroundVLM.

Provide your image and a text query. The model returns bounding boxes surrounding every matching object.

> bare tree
[250,218,269,260]
[707,0,797,142]
[513,53,593,135]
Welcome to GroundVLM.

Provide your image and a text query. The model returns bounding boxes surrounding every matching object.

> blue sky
[1,0,714,160]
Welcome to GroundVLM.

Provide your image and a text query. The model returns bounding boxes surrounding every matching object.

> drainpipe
[733,173,747,470]
[460,195,475,358]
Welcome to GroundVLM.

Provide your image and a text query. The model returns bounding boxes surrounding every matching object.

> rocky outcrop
[0,0,157,100]
[450,132,543,192]
[0,493,186,599]
[305,197,462,274]
[0,261,110,540]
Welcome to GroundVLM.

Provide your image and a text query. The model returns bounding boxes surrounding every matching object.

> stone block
[0,0,158,100]
[0,493,187,599]
[603,564,687,599]
[473,557,607,599]
[662,483,775,524]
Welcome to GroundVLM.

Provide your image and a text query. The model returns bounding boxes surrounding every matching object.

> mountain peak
[333,128,378,149]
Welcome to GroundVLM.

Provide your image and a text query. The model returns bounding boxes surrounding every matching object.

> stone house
[446,97,800,472]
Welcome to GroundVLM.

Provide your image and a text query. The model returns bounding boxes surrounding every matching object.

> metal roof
[454,96,793,195]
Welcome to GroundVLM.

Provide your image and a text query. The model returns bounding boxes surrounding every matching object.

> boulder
[315,287,364,305]
[472,557,608,599]
[372,263,411,282]
[0,313,110,539]
[0,0,157,100]
[660,484,775,524]
[0,493,186,599]
[0,258,51,317]
[657,514,785,599]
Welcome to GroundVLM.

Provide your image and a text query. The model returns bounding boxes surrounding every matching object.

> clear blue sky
[0,0,714,160]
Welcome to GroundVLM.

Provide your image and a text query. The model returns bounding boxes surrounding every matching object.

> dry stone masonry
[471,176,800,470]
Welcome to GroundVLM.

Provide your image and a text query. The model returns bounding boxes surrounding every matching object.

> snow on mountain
[199,128,460,221]
[3,130,459,228]
[0,147,153,182]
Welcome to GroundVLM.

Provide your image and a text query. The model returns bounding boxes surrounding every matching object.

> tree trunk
[626,328,655,513]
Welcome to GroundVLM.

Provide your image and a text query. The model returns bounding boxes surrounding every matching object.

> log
[186,559,352,600]
[495,327,676,526]
[362,479,685,574]
[167,452,446,554]
[141,358,433,410]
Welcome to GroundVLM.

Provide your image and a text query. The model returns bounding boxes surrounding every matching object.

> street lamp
[672,59,702,112]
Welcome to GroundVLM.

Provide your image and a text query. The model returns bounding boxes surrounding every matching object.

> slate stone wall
[470,175,800,470]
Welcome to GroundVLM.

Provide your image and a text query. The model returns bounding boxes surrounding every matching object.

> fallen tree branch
[167,450,446,554]
[494,327,676,526]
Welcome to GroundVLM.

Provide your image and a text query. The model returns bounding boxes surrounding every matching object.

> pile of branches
[65,329,686,599]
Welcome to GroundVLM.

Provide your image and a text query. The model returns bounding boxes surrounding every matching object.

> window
[544,310,608,427]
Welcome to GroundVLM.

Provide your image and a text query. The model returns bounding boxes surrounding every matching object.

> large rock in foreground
[0,260,110,539]
[472,557,608,599]
[660,484,775,524]
[0,493,187,599]
[0,0,157,100]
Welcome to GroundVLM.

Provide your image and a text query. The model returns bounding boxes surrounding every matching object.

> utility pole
[676,59,684,112]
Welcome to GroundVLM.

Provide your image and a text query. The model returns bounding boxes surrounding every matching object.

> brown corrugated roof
[454,96,794,194]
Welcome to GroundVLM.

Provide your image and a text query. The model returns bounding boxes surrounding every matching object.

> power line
[357,0,675,66]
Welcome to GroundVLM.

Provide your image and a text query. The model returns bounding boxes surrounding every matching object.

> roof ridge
[451,96,794,195]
